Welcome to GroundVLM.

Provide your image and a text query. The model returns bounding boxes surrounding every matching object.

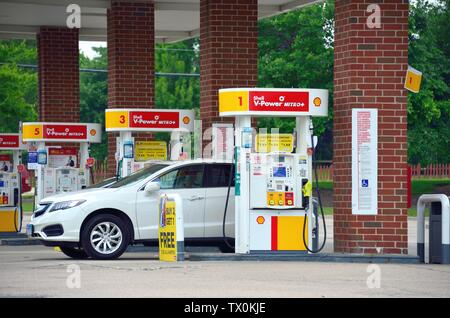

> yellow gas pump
[218,88,329,254]
[0,133,26,232]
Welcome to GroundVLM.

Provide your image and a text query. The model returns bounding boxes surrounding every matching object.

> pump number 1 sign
[405,66,422,93]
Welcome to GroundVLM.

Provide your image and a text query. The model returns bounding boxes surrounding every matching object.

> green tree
[0,40,37,133]
[257,1,334,160]
[154,39,200,142]
[79,41,201,161]
[80,47,108,161]
[155,39,200,111]
[408,0,450,164]
[2,0,449,166]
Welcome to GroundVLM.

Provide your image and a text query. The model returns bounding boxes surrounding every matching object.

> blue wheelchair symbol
[361,179,369,188]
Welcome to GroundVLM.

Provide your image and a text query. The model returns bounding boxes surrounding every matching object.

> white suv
[28,159,235,259]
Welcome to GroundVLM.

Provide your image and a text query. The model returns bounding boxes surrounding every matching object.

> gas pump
[0,133,26,232]
[22,122,102,202]
[105,108,195,178]
[218,88,328,254]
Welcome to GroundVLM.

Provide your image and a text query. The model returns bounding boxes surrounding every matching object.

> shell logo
[313,97,321,107]
[90,129,97,136]
[256,216,265,225]
[182,116,191,125]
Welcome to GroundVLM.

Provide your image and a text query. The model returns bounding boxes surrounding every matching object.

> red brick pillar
[200,0,258,154]
[37,27,79,122]
[107,0,155,174]
[333,0,409,254]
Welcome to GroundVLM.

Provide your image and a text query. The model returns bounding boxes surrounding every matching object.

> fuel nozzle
[302,178,312,208]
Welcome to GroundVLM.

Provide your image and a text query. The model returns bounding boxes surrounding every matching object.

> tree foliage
[0,0,449,164]
[0,40,37,133]
[407,0,450,164]
[79,41,201,161]
[257,0,334,160]
[80,47,108,161]
[154,39,200,143]
[155,39,200,112]
[257,0,450,164]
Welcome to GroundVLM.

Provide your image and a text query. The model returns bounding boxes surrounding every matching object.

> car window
[205,164,234,188]
[87,177,116,189]
[174,165,205,189]
[158,169,178,189]
[110,164,168,188]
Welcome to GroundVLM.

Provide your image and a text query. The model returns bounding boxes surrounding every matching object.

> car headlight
[49,200,86,212]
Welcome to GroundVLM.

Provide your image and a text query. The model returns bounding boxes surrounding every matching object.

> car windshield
[87,177,116,189]
[110,164,168,188]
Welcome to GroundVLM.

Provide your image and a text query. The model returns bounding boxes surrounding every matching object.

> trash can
[417,194,450,264]
[429,202,442,264]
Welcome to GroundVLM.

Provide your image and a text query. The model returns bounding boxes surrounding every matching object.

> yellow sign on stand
[135,141,167,161]
[255,134,294,153]
[158,197,177,262]
[405,66,422,93]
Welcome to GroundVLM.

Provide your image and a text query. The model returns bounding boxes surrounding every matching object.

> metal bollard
[417,194,450,264]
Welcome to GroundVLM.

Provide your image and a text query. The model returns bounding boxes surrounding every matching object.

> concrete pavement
[1,213,442,298]
[1,245,449,298]
[10,215,424,257]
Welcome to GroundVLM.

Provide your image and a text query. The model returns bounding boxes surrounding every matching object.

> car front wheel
[81,214,129,260]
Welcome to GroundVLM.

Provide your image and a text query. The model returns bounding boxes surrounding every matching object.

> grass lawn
[22,201,34,214]
[411,179,450,195]
[317,207,427,217]
[316,180,333,190]
[316,178,450,193]
[315,178,448,216]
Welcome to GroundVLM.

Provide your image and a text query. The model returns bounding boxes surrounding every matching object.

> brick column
[107,0,155,174]
[333,0,409,254]
[37,27,79,122]
[200,0,258,154]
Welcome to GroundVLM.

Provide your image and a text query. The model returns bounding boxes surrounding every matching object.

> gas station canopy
[0,0,321,43]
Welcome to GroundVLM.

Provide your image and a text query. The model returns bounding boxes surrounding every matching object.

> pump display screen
[0,181,4,187]
[124,144,134,159]
[273,167,286,178]
[38,152,47,165]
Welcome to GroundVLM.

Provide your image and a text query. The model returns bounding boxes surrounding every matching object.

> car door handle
[188,195,205,201]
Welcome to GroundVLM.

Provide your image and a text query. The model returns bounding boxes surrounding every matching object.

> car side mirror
[144,181,160,193]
